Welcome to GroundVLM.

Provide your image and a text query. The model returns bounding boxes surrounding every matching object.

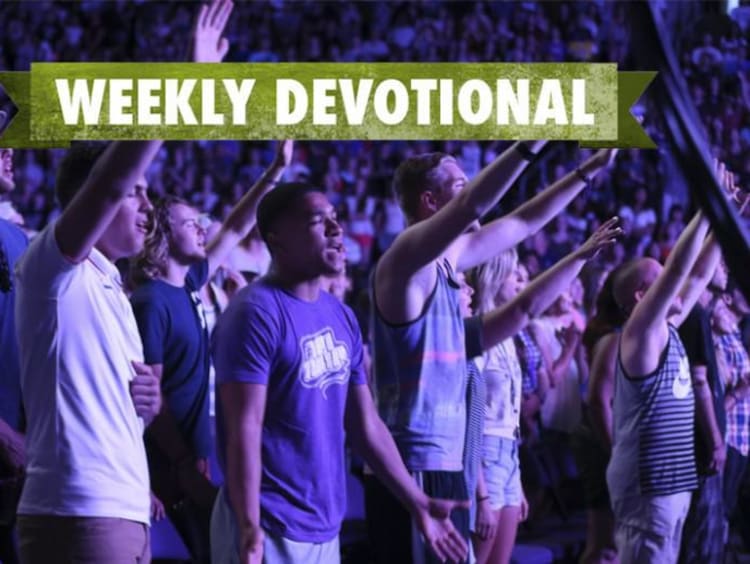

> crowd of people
[3,2,750,564]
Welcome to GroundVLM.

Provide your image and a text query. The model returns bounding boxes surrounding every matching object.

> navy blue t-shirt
[131,260,211,458]
[0,219,27,432]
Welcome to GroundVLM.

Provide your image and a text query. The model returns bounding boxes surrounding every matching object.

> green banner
[0,63,655,148]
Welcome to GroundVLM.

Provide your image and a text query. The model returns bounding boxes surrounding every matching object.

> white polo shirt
[14,224,150,524]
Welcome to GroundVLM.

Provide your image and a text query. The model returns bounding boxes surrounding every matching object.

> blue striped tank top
[607,325,698,499]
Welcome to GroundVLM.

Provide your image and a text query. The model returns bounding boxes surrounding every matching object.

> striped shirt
[463,359,485,528]
[608,325,698,499]
[715,330,750,456]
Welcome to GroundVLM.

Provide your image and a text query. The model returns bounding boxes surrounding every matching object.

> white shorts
[210,486,340,564]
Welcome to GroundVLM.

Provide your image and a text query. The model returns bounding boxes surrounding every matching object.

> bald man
[607,211,722,564]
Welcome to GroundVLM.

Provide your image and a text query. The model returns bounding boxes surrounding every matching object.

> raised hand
[193,0,233,63]
[574,216,622,261]
[271,140,294,170]
[591,147,618,168]
[414,497,470,563]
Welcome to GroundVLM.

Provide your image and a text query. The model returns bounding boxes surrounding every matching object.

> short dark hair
[392,152,454,223]
[256,182,324,244]
[55,141,110,209]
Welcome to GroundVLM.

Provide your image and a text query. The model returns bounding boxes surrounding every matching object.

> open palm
[193,0,233,63]
[415,497,470,563]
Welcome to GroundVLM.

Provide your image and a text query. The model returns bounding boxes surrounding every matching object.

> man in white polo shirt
[12,1,233,561]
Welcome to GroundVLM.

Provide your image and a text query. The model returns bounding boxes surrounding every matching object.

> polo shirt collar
[89,246,123,289]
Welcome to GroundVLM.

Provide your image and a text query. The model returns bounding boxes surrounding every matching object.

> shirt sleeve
[345,305,368,387]
[212,297,279,386]
[131,291,168,365]
[15,223,77,296]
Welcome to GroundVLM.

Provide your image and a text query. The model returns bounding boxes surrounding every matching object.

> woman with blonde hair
[469,219,621,564]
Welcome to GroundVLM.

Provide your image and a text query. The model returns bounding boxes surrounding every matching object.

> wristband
[515,142,537,161]
[575,166,591,185]
[477,495,490,503]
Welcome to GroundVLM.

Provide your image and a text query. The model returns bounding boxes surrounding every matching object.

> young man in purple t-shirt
[211,182,468,564]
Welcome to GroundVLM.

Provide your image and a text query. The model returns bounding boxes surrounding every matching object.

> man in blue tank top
[609,210,723,564]
[370,142,619,562]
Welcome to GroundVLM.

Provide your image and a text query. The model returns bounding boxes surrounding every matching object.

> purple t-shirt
[212,279,367,542]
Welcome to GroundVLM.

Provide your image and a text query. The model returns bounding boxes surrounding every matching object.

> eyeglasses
[0,243,12,293]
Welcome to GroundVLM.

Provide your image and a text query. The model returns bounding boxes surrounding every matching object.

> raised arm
[205,141,292,278]
[221,381,267,564]
[672,165,748,327]
[55,142,163,262]
[621,211,710,377]
[55,0,233,263]
[480,218,621,350]
[380,140,546,279]
[454,148,617,272]
[670,232,720,328]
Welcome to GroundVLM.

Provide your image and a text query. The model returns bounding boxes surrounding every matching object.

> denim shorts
[481,436,523,510]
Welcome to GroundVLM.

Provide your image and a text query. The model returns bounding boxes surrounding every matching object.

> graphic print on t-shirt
[299,328,350,398]
[672,355,692,399]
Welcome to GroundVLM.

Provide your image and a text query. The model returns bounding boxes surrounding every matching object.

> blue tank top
[372,260,468,472]
[607,325,698,499]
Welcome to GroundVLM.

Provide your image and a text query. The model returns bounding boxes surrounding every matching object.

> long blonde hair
[469,248,518,315]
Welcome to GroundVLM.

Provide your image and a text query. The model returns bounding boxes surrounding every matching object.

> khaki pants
[17,515,150,564]
[613,491,692,564]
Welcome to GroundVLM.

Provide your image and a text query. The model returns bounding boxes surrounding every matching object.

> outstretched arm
[621,211,710,377]
[206,141,292,278]
[345,385,469,563]
[380,141,547,281]
[480,218,621,350]
[375,141,546,324]
[55,0,233,263]
[669,232,720,328]
[454,148,617,272]
[55,142,162,262]
[672,164,747,327]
